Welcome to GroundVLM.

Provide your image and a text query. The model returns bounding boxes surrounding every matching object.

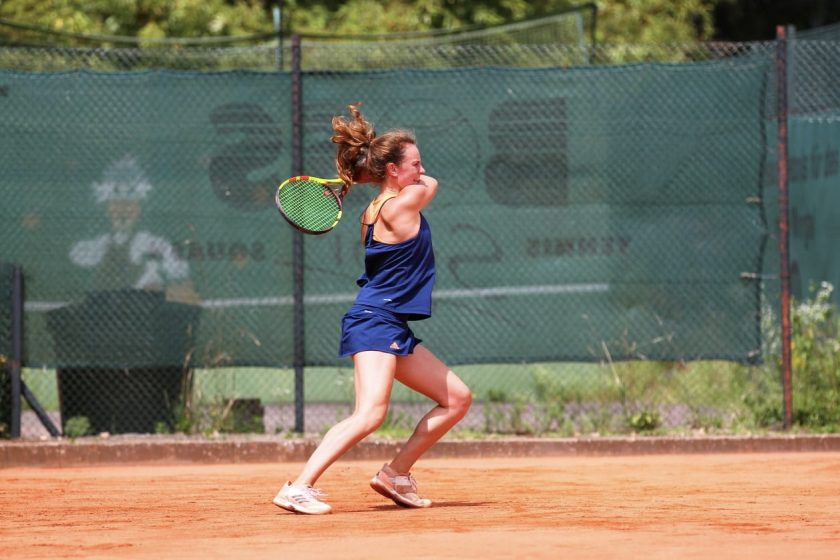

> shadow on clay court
[365,500,494,511]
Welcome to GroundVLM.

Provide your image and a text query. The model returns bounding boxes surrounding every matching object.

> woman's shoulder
[379,193,420,222]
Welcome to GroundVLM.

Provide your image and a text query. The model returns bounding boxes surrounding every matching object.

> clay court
[2,450,839,559]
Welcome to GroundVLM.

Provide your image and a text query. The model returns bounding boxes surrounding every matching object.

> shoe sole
[370,476,432,508]
[272,496,331,515]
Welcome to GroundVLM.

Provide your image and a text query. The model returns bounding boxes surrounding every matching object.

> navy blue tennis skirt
[339,304,422,358]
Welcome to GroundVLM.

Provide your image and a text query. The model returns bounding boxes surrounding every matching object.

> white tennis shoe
[370,463,432,508]
[273,481,332,515]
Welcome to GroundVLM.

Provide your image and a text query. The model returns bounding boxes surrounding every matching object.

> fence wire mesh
[1,34,836,439]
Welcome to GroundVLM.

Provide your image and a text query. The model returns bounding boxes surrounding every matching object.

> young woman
[273,105,472,515]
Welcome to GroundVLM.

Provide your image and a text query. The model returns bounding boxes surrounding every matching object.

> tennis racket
[275,175,345,235]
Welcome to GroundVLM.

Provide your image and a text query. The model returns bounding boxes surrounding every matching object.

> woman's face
[391,143,424,188]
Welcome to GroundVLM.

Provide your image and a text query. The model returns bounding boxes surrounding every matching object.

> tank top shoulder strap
[360,195,398,244]
[361,195,398,226]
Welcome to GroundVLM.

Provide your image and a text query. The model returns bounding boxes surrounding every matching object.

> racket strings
[278,180,342,232]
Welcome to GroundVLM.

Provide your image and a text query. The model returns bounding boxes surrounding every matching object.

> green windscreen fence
[760,39,840,307]
[763,114,840,304]
[786,115,840,301]
[0,57,770,369]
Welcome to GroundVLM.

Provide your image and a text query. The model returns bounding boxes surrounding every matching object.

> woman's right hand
[414,175,438,189]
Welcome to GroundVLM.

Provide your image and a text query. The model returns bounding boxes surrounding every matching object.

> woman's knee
[449,381,473,417]
[353,404,389,435]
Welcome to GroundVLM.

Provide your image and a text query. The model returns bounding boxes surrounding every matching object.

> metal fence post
[9,266,22,438]
[291,33,305,434]
[775,25,793,430]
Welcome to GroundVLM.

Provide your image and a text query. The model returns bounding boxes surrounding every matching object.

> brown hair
[331,104,415,195]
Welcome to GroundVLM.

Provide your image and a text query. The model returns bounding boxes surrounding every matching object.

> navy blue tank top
[354,206,436,320]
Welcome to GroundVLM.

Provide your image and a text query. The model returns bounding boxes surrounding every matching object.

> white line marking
[24,283,609,311]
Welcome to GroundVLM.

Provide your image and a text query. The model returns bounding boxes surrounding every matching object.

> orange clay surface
[2,453,839,559]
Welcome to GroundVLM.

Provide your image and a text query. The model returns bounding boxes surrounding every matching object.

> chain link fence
[2,31,837,439]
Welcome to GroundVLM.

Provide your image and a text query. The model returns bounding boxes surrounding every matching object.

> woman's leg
[387,345,472,474]
[292,350,396,486]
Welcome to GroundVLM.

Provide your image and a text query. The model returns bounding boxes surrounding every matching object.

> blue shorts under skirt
[339,305,422,358]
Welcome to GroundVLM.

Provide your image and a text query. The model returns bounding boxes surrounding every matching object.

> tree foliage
[713,0,839,41]
[1,0,837,46]
[0,0,269,45]
[281,1,716,44]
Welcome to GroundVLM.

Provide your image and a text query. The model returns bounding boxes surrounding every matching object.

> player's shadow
[366,500,492,512]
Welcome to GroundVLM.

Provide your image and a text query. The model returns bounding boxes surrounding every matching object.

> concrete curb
[2,434,840,468]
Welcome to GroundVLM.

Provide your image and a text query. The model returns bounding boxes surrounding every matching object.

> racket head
[275,176,344,235]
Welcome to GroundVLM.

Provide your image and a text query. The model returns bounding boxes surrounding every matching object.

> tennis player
[273,104,472,515]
